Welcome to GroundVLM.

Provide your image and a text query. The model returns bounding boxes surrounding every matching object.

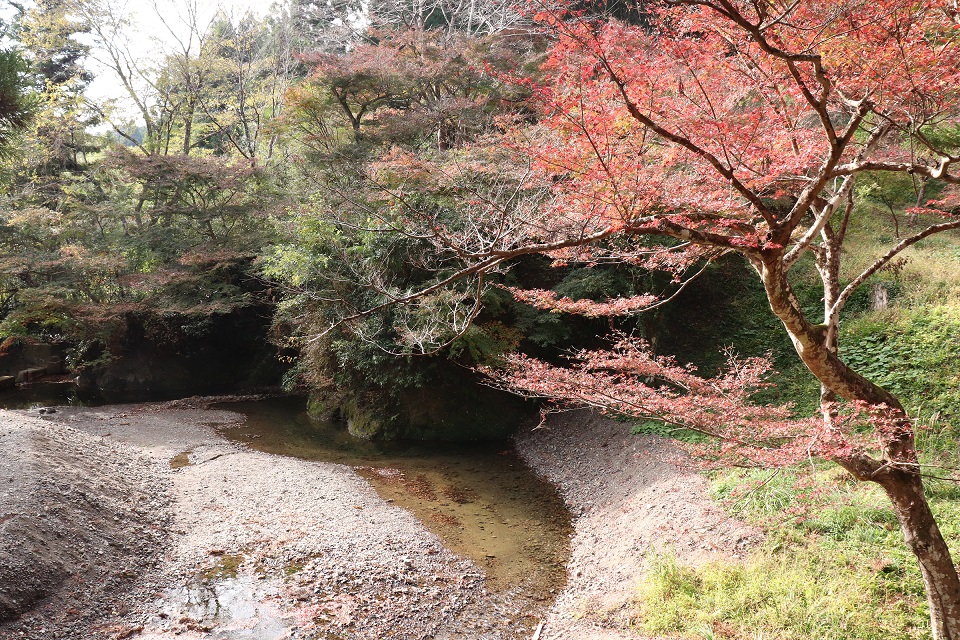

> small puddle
[170,450,194,469]
[215,397,572,609]
[161,575,292,638]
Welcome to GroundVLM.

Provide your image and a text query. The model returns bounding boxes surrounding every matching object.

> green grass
[631,419,709,444]
[626,548,926,640]
[842,306,960,429]
[201,553,244,581]
[841,204,960,308]
[621,464,954,639]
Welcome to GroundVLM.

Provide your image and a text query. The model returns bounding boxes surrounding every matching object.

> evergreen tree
[0,49,34,159]
[14,0,97,178]
[17,0,93,91]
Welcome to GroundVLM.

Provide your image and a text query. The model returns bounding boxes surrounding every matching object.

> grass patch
[201,553,244,581]
[840,204,960,308]
[622,464,949,639]
[631,420,708,444]
[626,549,926,640]
[283,553,323,577]
[842,305,960,429]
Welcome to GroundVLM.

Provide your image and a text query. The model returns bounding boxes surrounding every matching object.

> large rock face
[310,379,532,441]
[75,306,284,402]
[0,339,65,383]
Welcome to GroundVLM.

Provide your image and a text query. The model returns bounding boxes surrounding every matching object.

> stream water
[0,380,80,409]
[214,397,573,607]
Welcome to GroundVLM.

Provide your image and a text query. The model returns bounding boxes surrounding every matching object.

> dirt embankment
[514,410,761,639]
[0,413,171,638]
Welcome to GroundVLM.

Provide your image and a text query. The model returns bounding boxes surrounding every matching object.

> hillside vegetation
[2,0,960,637]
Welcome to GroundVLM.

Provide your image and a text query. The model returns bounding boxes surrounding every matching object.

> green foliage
[0,50,34,160]
[17,0,94,90]
[0,0,294,365]
[448,322,521,364]
[654,255,821,416]
[628,548,926,640]
[263,27,551,436]
[842,306,960,427]
[918,124,960,157]
[630,420,708,444]
[857,172,940,229]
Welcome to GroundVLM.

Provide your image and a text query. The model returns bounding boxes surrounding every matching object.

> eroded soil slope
[0,413,170,638]
[516,410,761,639]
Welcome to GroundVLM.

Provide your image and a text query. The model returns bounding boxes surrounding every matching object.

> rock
[15,368,48,384]
[46,357,64,376]
[0,340,62,380]
[0,377,14,391]
[73,306,283,403]
[339,380,531,441]
[306,389,342,422]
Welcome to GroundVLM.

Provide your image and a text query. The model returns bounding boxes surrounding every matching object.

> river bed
[0,384,572,640]
[214,397,573,608]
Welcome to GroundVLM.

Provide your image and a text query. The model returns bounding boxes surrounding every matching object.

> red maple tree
[467,1,960,636]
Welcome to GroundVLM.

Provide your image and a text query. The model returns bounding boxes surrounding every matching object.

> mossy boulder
[306,389,343,422]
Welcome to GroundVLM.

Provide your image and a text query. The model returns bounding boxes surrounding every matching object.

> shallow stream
[214,397,573,606]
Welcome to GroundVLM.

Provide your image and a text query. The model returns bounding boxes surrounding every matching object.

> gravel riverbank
[514,410,761,639]
[1,400,757,640]
[0,400,536,639]
[0,412,171,639]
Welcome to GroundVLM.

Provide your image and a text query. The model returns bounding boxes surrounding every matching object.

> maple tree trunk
[878,469,960,640]
[825,372,960,640]
[761,259,960,638]
[831,396,960,640]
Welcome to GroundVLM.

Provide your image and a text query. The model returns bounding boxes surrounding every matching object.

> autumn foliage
[459,1,960,636]
[527,0,960,234]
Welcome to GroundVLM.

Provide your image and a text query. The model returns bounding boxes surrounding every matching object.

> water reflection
[162,575,292,639]
[0,381,80,409]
